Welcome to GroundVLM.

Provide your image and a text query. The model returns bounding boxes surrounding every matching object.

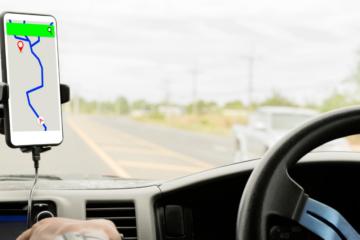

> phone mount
[17,83,69,154]
[0,82,70,134]
[0,82,70,229]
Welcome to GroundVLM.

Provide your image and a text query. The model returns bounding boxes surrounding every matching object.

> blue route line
[14,33,47,131]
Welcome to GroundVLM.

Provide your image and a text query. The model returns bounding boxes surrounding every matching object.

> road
[0,115,234,180]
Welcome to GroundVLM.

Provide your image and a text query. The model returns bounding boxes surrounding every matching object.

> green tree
[320,89,355,113]
[225,101,243,108]
[260,90,297,107]
[101,101,115,114]
[197,100,206,113]
[132,100,148,110]
[303,97,319,111]
[132,100,157,114]
[186,100,219,114]
[79,98,96,113]
[115,96,129,114]
[319,50,360,112]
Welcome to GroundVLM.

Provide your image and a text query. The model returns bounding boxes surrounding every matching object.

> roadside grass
[133,113,360,151]
[72,112,360,152]
[133,114,247,136]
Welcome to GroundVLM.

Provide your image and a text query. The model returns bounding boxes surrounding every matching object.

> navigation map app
[5,19,61,132]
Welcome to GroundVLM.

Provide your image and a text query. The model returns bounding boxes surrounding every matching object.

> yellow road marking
[117,160,204,173]
[66,118,131,178]
[85,120,214,169]
[101,146,166,155]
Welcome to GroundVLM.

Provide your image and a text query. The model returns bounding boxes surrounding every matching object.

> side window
[252,112,266,130]
[256,113,266,125]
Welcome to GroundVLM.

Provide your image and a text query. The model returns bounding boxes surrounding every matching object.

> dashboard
[1,151,360,240]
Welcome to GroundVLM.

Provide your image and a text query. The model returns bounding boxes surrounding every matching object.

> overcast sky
[2,0,360,106]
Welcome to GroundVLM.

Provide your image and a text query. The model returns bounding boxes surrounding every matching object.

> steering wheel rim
[236,105,360,240]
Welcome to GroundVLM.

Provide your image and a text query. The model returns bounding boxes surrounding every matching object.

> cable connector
[21,146,51,168]
[20,146,51,229]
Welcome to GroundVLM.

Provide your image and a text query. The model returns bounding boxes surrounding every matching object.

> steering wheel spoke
[299,198,360,240]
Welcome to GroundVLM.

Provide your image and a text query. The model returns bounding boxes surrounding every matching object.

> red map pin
[17,41,24,52]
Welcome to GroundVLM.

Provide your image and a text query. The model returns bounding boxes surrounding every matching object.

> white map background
[7,26,61,132]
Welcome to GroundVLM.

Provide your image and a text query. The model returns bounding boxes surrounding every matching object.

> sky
[2,0,360,106]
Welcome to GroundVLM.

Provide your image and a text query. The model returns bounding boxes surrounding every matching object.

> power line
[191,66,198,115]
[240,48,258,111]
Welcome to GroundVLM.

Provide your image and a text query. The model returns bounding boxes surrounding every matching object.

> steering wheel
[237,106,360,240]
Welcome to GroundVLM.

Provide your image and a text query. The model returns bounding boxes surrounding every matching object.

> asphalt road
[0,115,234,180]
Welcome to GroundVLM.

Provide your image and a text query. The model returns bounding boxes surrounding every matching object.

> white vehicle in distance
[232,106,351,162]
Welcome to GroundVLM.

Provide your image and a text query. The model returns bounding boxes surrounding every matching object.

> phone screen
[3,13,62,146]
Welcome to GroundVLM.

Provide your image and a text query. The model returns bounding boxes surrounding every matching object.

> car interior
[1,1,360,240]
[2,151,360,240]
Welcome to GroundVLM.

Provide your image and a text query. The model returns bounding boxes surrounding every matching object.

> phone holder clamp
[0,82,70,134]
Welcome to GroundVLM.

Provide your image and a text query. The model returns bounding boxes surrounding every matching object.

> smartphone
[0,12,63,148]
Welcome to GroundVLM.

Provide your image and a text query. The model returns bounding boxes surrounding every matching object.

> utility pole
[115,99,120,115]
[129,102,132,116]
[119,100,122,115]
[241,50,256,112]
[163,78,170,116]
[141,101,145,116]
[247,55,254,111]
[191,66,198,115]
[97,101,101,115]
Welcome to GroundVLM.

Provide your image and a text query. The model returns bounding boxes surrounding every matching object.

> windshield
[272,114,315,130]
[1,1,360,180]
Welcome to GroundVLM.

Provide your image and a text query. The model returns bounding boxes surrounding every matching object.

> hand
[17,218,122,240]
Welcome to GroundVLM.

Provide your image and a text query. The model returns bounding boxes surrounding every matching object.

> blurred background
[1,0,360,179]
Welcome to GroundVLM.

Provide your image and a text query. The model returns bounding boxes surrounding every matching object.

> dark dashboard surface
[156,160,360,240]
[0,154,358,240]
